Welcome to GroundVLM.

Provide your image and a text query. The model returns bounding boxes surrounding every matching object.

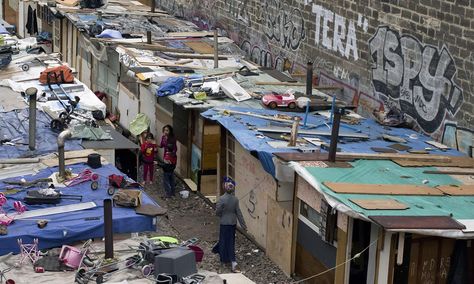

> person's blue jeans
[163,171,175,197]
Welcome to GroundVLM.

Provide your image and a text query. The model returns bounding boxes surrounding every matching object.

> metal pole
[306,61,313,97]
[26,87,38,151]
[104,199,114,259]
[328,108,343,162]
[57,129,72,179]
[146,31,152,44]
[214,30,219,69]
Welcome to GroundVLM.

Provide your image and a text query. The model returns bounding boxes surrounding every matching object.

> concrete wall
[157,0,474,155]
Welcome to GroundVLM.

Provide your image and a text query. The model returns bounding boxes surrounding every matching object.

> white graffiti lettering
[312,4,367,60]
[369,26,464,134]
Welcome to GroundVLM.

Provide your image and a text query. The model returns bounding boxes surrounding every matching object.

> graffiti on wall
[259,0,306,50]
[369,26,464,134]
[312,4,368,60]
[156,0,185,18]
[223,0,251,26]
[240,40,292,71]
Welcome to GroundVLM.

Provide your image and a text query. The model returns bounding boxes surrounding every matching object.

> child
[160,125,177,197]
[140,132,157,185]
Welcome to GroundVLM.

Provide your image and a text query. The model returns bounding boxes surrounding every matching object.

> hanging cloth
[26,6,38,35]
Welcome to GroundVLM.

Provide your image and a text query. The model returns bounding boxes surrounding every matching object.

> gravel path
[141,166,292,284]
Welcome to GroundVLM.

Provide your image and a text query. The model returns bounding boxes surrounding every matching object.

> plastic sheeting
[129,113,151,136]
[0,163,157,255]
[0,109,83,159]
[291,160,474,239]
[201,107,464,177]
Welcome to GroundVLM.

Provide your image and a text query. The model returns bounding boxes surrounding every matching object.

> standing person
[140,132,157,185]
[159,125,177,197]
[212,176,247,273]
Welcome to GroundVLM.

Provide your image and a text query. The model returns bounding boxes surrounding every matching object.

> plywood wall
[234,141,277,249]
[266,198,293,275]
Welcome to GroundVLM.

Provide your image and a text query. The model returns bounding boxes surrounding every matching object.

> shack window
[226,133,235,180]
[299,200,322,234]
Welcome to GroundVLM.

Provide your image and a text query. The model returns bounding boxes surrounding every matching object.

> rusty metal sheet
[369,216,466,230]
[437,184,474,196]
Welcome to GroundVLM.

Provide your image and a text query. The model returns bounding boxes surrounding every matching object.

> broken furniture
[16,238,40,266]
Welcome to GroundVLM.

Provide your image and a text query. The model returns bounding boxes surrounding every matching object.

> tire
[21,64,29,71]
[95,275,103,284]
[107,187,115,196]
[268,102,277,109]
[142,264,153,277]
[288,102,296,109]
[90,181,99,190]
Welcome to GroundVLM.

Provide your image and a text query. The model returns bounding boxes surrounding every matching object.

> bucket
[179,190,189,199]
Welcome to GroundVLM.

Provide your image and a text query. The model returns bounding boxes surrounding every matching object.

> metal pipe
[57,128,72,178]
[328,108,343,162]
[26,87,38,151]
[104,199,114,259]
[146,31,152,44]
[214,30,219,69]
[306,61,313,97]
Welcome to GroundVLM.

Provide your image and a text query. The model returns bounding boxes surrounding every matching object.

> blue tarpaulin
[201,107,464,177]
[0,109,83,159]
[156,77,185,97]
[0,163,157,255]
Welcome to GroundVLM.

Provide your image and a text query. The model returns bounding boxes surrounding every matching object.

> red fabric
[160,135,177,165]
[141,141,157,163]
[143,163,154,182]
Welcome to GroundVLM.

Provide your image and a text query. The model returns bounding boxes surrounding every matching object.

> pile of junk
[0,236,205,284]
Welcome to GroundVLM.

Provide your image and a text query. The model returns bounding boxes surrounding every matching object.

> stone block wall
[157,0,474,155]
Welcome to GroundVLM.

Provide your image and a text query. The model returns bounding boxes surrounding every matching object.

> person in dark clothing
[159,125,177,197]
[212,176,247,273]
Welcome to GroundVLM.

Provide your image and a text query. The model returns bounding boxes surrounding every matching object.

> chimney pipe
[306,62,313,97]
[57,128,72,179]
[151,0,155,13]
[146,30,152,44]
[213,30,219,69]
[26,87,38,151]
[328,108,343,162]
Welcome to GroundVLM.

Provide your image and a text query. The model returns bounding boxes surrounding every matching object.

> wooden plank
[167,31,215,37]
[184,41,214,54]
[393,156,474,168]
[258,127,369,139]
[436,184,474,195]
[266,198,293,275]
[425,140,450,150]
[323,182,444,195]
[273,151,452,163]
[350,199,409,210]
[423,169,474,175]
[369,216,465,230]
[183,178,197,192]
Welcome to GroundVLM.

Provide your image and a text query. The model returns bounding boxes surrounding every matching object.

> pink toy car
[262,93,297,109]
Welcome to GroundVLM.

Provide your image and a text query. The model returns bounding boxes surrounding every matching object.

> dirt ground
[141,166,292,284]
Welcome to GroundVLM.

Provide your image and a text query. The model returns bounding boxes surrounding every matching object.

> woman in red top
[140,132,157,185]
[159,125,177,197]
